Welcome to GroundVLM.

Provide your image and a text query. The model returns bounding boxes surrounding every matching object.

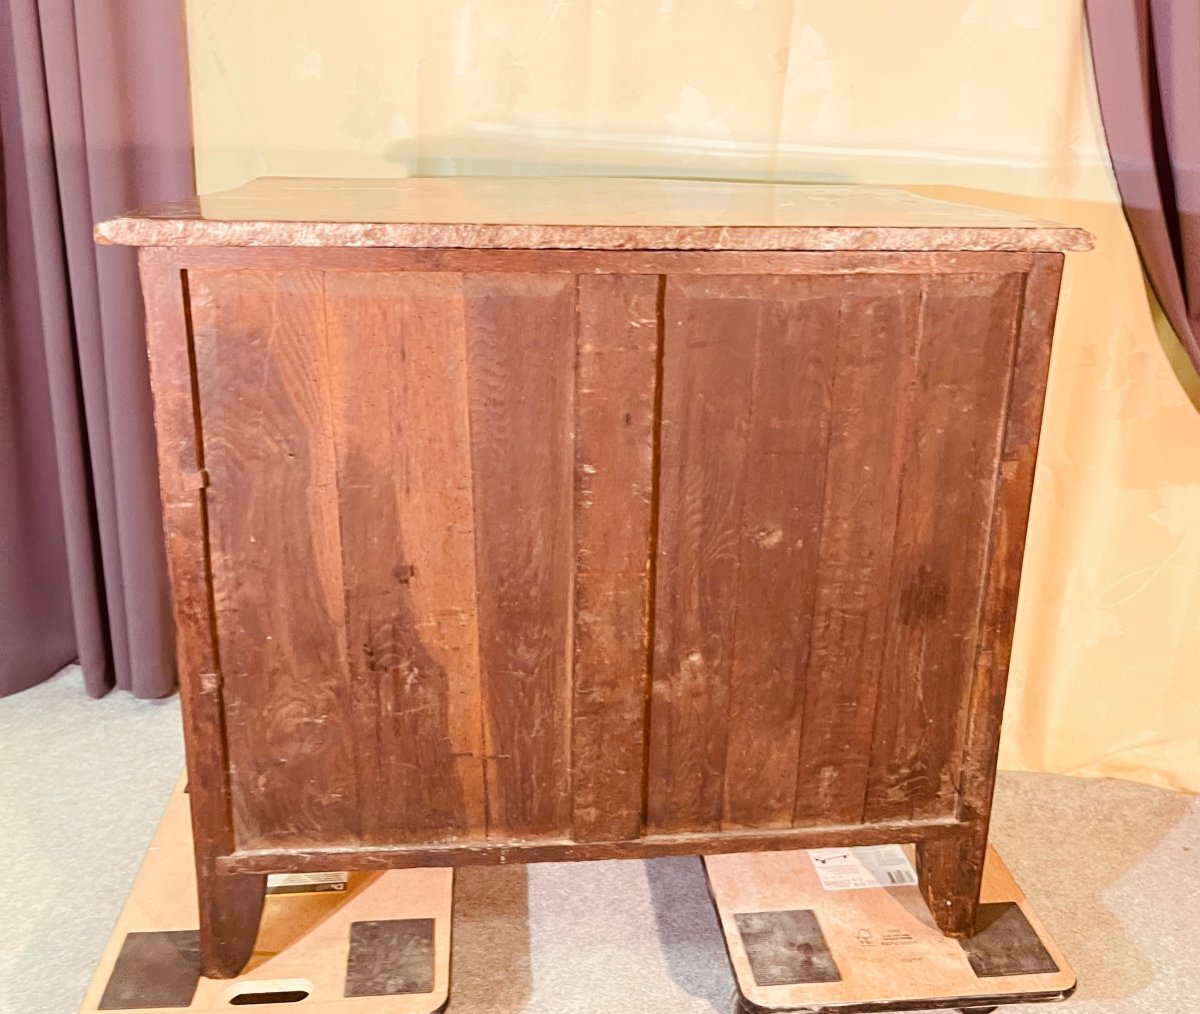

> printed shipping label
[808,845,918,891]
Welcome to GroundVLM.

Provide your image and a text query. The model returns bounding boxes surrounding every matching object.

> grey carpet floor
[1,666,1197,1013]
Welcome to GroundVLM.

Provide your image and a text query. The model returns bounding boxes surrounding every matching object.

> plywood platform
[705,845,1075,1013]
[85,777,1073,1013]
[80,779,452,1013]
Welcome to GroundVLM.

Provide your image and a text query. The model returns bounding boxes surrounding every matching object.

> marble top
[96,176,1092,253]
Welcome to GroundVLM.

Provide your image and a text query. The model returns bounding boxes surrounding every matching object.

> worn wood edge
[138,248,235,861]
[217,817,962,874]
[96,218,1092,252]
[130,247,1038,276]
[955,252,1066,830]
[733,985,1075,1014]
[570,274,659,842]
[140,248,271,978]
[857,270,1028,827]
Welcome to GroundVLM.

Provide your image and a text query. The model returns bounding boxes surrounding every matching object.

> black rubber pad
[734,909,841,986]
[98,930,201,1010]
[344,918,435,997]
[961,902,1060,978]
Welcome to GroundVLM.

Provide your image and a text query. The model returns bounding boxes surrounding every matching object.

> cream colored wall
[185,0,1200,793]
[187,0,1111,199]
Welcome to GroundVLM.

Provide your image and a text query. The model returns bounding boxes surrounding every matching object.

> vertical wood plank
[864,272,1024,823]
[323,271,486,843]
[792,275,924,827]
[140,252,270,979]
[571,274,660,842]
[188,268,360,848]
[957,254,1065,833]
[646,276,759,834]
[464,273,576,838]
[721,276,840,829]
[138,249,234,862]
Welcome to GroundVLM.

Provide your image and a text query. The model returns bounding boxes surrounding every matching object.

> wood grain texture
[719,277,839,830]
[957,255,1065,840]
[188,269,360,849]
[323,271,486,843]
[193,872,268,978]
[792,275,924,827]
[138,250,267,979]
[917,829,992,938]
[864,272,1025,823]
[571,274,660,841]
[463,273,577,838]
[646,276,761,833]
[130,235,1075,966]
[919,257,1063,937]
[221,816,961,874]
[138,250,231,859]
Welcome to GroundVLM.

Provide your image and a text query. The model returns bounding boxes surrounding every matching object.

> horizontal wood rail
[219,817,964,874]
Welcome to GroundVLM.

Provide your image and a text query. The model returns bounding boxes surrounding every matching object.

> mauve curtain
[0,0,193,697]
[1086,0,1200,373]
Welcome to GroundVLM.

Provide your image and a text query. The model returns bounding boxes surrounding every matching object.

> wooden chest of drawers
[99,177,1088,977]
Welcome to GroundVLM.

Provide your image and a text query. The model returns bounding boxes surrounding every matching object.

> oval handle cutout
[225,978,313,1005]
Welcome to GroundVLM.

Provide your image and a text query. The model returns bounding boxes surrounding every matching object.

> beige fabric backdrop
[184,0,1200,793]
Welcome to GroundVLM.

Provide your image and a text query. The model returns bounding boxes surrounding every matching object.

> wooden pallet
[84,777,1073,1013]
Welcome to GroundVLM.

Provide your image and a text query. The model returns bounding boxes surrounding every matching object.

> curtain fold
[1085,0,1200,373]
[0,0,194,698]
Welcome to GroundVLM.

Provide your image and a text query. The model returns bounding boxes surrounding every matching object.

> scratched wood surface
[191,269,585,846]
[926,253,1067,935]
[571,274,660,842]
[645,276,760,833]
[649,271,1026,834]
[184,256,1037,850]
[323,271,486,844]
[646,275,843,833]
[718,277,839,831]
[139,251,267,978]
[462,273,577,838]
[863,271,1024,823]
[188,269,362,849]
[790,275,924,827]
[132,238,1076,973]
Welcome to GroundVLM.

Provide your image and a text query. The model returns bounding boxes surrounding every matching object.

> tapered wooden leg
[916,831,987,938]
[197,862,268,978]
